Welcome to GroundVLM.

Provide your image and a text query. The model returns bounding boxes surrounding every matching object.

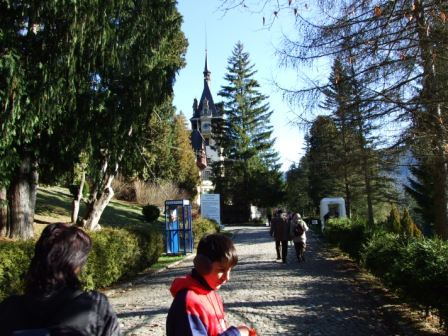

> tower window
[202,122,211,131]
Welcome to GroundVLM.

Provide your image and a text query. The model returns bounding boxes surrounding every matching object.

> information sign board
[201,194,221,225]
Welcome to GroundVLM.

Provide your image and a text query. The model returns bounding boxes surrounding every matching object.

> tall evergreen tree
[401,207,422,237]
[305,116,344,211]
[405,154,435,236]
[285,157,313,216]
[0,0,187,236]
[387,204,402,234]
[0,0,99,238]
[246,0,448,238]
[214,42,283,221]
[320,58,364,218]
[320,55,398,224]
[171,113,200,198]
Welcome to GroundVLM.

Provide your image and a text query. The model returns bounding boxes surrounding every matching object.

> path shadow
[224,227,442,336]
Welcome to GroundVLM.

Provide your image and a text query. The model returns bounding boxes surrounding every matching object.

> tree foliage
[387,204,402,234]
[0,0,187,237]
[285,157,313,215]
[221,0,448,237]
[214,42,284,220]
[401,207,422,237]
[171,113,200,197]
[405,154,435,236]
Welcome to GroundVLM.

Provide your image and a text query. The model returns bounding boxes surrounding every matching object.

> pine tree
[387,204,401,234]
[172,113,200,198]
[285,157,313,215]
[215,41,283,220]
[401,208,414,236]
[320,58,365,218]
[305,116,344,211]
[319,55,399,224]
[0,0,187,236]
[243,0,448,238]
[405,154,435,237]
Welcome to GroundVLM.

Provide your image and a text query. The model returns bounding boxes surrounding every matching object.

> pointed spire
[203,50,211,82]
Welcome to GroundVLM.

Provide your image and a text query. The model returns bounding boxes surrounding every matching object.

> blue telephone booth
[165,199,193,255]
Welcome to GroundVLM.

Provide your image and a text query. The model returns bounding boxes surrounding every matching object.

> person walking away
[270,209,290,263]
[266,208,272,227]
[166,233,256,336]
[290,213,309,262]
[0,223,121,336]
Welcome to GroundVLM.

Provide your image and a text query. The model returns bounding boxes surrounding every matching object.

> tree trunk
[363,160,375,227]
[29,161,39,224]
[71,171,86,224]
[415,1,448,239]
[344,180,351,219]
[0,187,8,237]
[81,127,132,230]
[82,174,115,231]
[430,146,448,240]
[8,155,34,239]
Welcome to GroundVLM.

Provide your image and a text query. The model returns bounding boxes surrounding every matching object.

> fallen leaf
[374,6,382,17]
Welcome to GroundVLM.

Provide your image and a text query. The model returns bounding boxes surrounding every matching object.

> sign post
[200,194,221,226]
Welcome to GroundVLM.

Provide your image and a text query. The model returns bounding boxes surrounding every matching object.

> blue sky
[173,0,306,172]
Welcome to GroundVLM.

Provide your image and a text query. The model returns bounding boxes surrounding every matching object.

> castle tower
[190,51,223,195]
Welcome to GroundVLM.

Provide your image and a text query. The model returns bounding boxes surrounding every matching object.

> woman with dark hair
[0,223,121,336]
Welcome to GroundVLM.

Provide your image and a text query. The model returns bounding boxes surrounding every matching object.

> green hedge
[362,234,448,324]
[0,240,35,301]
[361,231,404,280]
[193,217,220,246]
[324,218,448,328]
[0,224,163,299]
[141,204,160,222]
[323,218,371,260]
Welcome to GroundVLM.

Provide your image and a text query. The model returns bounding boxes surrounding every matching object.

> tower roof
[192,51,220,119]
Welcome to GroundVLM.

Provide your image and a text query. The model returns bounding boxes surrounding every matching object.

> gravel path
[107,226,438,335]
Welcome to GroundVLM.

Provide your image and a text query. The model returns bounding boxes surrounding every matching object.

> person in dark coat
[269,209,290,263]
[0,223,121,336]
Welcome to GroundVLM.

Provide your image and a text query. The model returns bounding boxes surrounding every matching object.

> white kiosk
[320,197,346,229]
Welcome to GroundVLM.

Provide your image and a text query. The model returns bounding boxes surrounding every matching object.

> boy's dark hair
[197,233,238,269]
[26,223,92,295]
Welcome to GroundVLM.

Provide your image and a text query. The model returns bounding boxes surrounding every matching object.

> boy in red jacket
[166,233,255,336]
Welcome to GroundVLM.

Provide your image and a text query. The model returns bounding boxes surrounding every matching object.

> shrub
[0,224,164,298]
[361,233,448,326]
[127,224,164,267]
[111,176,135,202]
[0,240,34,300]
[323,217,370,260]
[222,204,250,224]
[401,208,422,238]
[82,226,164,289]
[82,228,140,289]
[142,204,161,222]
[361,231,403,281]
[134,180,188,207]
[250,217,267,226]
[390,238,448,321]
[193,217,219,246]
[387,204,401,233]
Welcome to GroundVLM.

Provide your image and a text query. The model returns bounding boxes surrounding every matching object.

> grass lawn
[34,185,180,271]
[35,185,147,228]
[150,254,185,270]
